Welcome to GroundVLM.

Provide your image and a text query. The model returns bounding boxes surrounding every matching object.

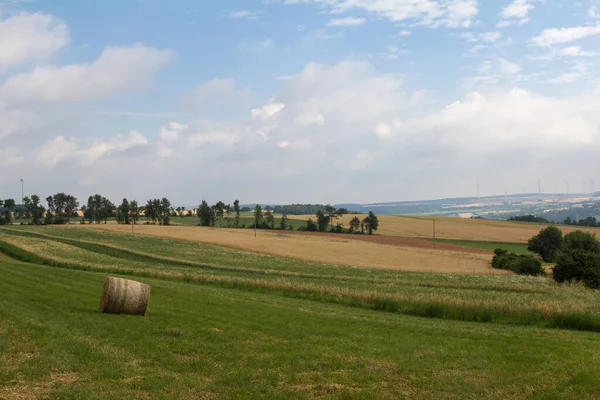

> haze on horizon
[1,0,599,206]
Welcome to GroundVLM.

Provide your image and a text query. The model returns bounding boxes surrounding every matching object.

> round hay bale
[99,277,150,316]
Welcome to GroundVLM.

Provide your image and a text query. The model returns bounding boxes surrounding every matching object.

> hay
[99,277,150,316]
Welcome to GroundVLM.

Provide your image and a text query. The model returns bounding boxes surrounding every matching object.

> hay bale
[99,277,150,316]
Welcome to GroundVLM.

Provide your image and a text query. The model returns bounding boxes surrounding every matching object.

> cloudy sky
[1,0,599,205]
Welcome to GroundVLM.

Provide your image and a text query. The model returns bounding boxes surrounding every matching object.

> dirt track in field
[73,224,500,275]
[276,231,492,255]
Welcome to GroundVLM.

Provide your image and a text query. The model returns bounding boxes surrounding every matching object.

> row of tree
[0,199,16,225]
[508,214,600,228]
[272,204,350,216]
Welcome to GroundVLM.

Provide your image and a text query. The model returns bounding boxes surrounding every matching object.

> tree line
[3,193,380,235]
[508,214,600,228]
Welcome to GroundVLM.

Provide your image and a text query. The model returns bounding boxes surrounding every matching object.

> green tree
[46,193,79,223]
[253,205,263,229]
[562,231,600,253]
[528,226,563,262]
[2,199,15,223]
[119,199,131,225]
[325,205,338,232]
[198,201,212,226]
[553,249,600,288]
[315,210,330,232]
[145,199,159,224]
[23,195,45,225]
[234,200,241,227]
[280,213,288,230]
[349,216,361,233]
[362,212,379,235]
[214,201,226,227]
[160,198,171,225]
[265,210,275,229]
[129,200,140,224]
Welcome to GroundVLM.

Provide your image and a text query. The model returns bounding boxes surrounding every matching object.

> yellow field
[288,214,600,242]
[74,224,499,275]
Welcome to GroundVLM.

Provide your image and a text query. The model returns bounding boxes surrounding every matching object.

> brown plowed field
[277,230,492,254]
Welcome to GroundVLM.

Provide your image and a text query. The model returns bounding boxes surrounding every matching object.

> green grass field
[3,226,600,398]
[433,239,532,255]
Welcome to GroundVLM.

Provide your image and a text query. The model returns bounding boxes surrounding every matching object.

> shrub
[44,213,54,225]
[527,226,563,262]
[562,231,600,253]
[335,223,343,234]
[553,249,600,289]
[0,216,6,225]
[492,252,544,276]
[305,219,318,232]
[494,248,508,257]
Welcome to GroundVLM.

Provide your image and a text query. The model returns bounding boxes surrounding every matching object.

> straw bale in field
[99,277,150,316]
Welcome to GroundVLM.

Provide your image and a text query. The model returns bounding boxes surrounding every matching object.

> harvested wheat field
[288,214,600,242]
[74,224,498,274]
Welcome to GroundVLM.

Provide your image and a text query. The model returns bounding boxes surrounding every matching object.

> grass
[2,226,600,332]
[4,257,600,398]
[433,239,532,255]
[171,216,308,230]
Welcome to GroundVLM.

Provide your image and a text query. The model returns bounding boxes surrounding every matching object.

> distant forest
[272,204,350,215]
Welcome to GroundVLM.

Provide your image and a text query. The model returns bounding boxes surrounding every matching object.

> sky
[1,0,600,206]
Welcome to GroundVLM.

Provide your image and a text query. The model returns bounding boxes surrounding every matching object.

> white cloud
[461,31,502,43]
[294,112,325,126]
[1,44,172,103]
[251,101,285,121]
[498,58,521,75]
[0,147,23,166]
[0,12,69,69]
[498,0,533,25]
[36,131,148,167]
[285,0,478,28]
[590,6,599,19]
[159,121,189,142]
[182,78,252,111]
[227,10,262,20]
[559,46,597,57]
[547,61,589,84]
[398,30,411,36]
[326,17,366,26]
[531,24,600,46]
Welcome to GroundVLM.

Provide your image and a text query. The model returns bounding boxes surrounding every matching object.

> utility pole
[432,219,436,250]
[20,174,24,205]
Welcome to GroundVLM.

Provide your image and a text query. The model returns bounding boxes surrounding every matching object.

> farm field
[3,226,600,398]
[53,224,495,274]
[288,214,600,242]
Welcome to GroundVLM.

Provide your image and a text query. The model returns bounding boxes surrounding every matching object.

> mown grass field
[3,225,600,398]
[433,239,531,255]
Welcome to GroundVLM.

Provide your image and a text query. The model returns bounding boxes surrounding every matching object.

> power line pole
[20,174,24,205]
[432,219,436,250]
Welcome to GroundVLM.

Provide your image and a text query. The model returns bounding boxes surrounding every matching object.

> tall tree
[23,195,45,225]
[325,205,339,232]
[198,201,212,226]
[280,213,289,230]
[129,200,140,224]
[46,193,79,223]
[253,204,263,229]
[233,200,241,228]
[119,199,131,225]
[349,216,361,234]
[316,210,330,233]
[362,212,379,235]
[2,199,15,223]
[160,198,171,225]
[265,210,275,229]
[214,201,226,227]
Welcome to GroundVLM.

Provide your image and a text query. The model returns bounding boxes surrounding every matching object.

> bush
[335,223,343,234]
[494,248,508,257]
[553,249,600,288]
[492,252,545,276]
[527,226,563,262]
[305,219,318,232]
[562,231,600,253]
[0,216,6,225]
[53,216,68,225]
[44,213,54,225]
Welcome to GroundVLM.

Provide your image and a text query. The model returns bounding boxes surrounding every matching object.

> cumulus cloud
[159,122,189,142]
[0,12,69,69]
[36,131,148,167]
[531,24,600,46]
[227,10,262,20]
[497,0,537,27]
[558,46,597,57]
[0,44,172,103]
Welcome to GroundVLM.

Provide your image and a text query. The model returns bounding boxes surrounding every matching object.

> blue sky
[1,0,600,205]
